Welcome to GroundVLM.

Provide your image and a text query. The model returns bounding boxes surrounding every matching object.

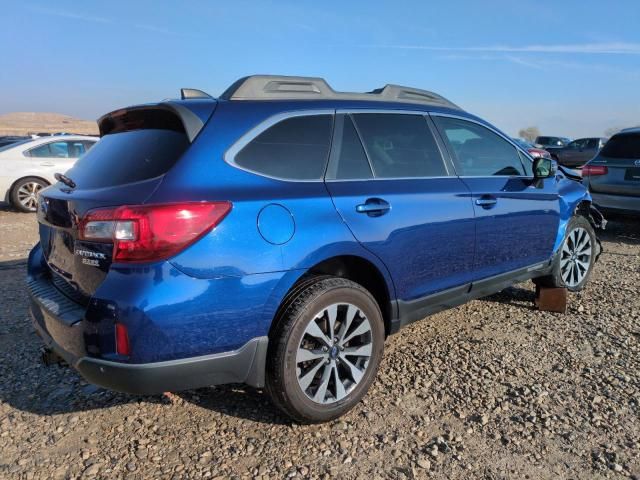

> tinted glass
[65,129,189,188]
[352,113,446,178]
[435,117,525,176]
[235,115,333,180]
[326,115,372,180]
[586,138,599,149]
[600,133,640,159]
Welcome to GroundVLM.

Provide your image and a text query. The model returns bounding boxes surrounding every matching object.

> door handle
[356,198,390,217]
[475,196,497,208]
[40,162,55,167]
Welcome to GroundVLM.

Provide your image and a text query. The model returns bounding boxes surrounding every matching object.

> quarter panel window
[352,113,447,178]
[326,115,373,180]
[434,117,525,176]
[234,114,333,180]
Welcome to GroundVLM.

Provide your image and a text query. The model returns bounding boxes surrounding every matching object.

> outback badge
[74,248,107,267]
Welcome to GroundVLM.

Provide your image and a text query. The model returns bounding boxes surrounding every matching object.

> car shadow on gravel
[481,285,537,310]
[176,387,293,425]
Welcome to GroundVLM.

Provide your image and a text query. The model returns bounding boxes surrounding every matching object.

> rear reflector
[582,165,608,176]
[115,323,130,356]
[80,202,232,262]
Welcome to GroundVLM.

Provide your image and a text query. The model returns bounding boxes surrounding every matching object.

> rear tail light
[115,323,130,356]
[581,165,608,176]
[80,202,232,262]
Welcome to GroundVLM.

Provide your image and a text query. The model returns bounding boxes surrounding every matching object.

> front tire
[266,277,385,423]
[10,177,48,213]
[536,216,596,292]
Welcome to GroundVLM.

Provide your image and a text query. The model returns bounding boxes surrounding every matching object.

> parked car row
[0,135,98,212]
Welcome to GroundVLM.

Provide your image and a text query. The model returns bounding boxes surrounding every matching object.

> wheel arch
[266,255,397,340]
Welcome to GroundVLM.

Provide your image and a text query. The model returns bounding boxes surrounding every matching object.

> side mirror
[533,157,558,179]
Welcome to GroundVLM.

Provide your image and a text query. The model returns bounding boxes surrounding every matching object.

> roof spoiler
[97,100,216,142]
[219,75,461,110]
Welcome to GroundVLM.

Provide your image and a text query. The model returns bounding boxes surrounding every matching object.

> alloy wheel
[296,303,373,404]
[17,182,43,211]
[560,227,592,287]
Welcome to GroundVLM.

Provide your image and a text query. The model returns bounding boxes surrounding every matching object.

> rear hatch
[37,101,215,301]
[587,131,640,197]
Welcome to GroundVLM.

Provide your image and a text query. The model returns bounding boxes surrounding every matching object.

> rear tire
[266,277,384,423]
[534,215,596,292]
[10,177,48,213]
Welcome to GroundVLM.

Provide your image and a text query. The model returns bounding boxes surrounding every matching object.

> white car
[0,135,99,212]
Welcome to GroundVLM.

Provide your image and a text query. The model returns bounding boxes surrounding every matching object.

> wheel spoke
[341,356,364,384]
[575,259,589,274]
[325,304,337,340]
[304,319,331,347]
[337,304,358,343]
[342,319,371,345]
[296,348,326,364]
[298,359,325,392]
[313,364,332,402]
[342,344,372,358]
[561,262,572,283]
[333,364,347,401]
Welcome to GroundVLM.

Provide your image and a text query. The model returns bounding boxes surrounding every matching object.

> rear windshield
[64,129,189,188]
[600,133,640,159]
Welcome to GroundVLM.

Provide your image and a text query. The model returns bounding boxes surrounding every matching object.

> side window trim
[347,113,378,177]
[224,109,335,183]
[430,112,534,178]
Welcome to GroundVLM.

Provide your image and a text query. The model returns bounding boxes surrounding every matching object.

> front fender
[553,176,592,253]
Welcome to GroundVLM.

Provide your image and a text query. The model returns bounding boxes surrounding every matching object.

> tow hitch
[40,346,66,366]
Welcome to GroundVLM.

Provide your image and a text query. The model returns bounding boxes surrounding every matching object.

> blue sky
[1,0,639,137]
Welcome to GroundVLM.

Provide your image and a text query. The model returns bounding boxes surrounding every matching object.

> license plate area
[624,167,640,181]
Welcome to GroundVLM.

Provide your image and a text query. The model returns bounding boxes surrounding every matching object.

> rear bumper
[30,305,268,394]
[27,242,271,393]
[590,191,640,215]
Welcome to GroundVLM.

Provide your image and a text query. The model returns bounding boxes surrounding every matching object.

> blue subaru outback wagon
[28,75,603,422]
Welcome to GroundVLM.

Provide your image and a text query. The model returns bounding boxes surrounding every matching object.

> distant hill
[0,112,98,136]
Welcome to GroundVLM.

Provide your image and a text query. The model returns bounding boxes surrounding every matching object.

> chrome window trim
[223,109,335,183]
[325,175,455,183]
[430,112,536,178]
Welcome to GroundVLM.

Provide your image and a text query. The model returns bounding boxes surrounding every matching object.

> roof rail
[219,75,461,110]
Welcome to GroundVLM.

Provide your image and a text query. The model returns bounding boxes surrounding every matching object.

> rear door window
[65,129,190,188]
[352,113,447,178]
[434,116,526,177]
[234,114,333,180]
[29,142,70,158]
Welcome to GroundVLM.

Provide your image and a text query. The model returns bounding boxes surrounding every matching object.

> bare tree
[518,126,540,143]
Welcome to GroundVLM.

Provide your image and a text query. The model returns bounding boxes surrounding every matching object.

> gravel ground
[0,206,638,479]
